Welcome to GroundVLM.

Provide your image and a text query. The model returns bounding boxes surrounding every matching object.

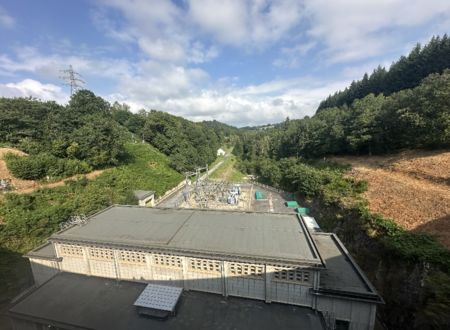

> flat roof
[51,206,322,265]
[9,273,325,330]
[25,242,59,261]
[134,190,155,200]
[313,233,382,302]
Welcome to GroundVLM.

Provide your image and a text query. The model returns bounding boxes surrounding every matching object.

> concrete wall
[29,258,60,286]
[37,242,376,329]
[53,242,315,306]
[316,295,376,330]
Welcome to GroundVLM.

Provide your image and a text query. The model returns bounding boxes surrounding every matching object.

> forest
[0,90,231,179]
[318,35,450,110]
[235,69,450,161]
[231,36,450,330]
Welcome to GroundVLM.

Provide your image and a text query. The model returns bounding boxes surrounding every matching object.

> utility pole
[59,65,85,96]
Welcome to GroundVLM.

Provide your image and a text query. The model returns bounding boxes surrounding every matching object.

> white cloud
[188,0,305,48]
[273,41,316,68]
[0,6,15,29]
[0,79,69,103]
[112,77,350,126]
[304,0,450,63]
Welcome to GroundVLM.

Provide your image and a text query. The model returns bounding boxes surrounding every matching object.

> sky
[0,0,449,127]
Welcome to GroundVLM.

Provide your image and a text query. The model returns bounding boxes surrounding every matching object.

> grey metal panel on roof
[313,233,373,295]
[134,284,182,311]
[52,206,320,263]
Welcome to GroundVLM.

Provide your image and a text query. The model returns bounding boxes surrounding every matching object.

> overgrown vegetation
[0,143,182,252]
[110,104,234,172]
[0,91,127,179]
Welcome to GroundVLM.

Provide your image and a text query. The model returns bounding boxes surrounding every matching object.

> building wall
[30,242,378,329]
[316,295,376,330]
[53,242,315,306]
[29,258,60,286]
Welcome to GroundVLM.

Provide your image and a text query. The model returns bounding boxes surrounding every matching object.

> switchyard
[11,206,383,330]
[159,179,296,214]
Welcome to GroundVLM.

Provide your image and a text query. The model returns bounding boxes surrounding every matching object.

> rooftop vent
[134,284,182,319]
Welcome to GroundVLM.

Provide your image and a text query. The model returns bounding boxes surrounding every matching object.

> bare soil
[332,150,450,248]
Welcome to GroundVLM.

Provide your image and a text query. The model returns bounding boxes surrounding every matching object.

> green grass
[210,155,246,183]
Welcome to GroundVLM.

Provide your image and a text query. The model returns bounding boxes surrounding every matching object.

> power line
[59,65,85,96]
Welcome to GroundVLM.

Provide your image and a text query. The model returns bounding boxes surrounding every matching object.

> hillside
[0,147,105,194]
[0,143,182,310]
[333,150,450,248]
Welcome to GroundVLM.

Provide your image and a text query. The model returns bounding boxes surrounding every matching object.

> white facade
[28,240,379,330]
[217,148,226,156]
[51,242,316,306]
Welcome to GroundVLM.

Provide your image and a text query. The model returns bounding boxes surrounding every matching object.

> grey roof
[313,233,382,302]
[25,242,59,261]
[51,206,321,265]
[8,272,325,330]
[133,190,155,200]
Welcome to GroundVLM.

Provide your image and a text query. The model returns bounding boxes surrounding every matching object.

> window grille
[59,244,83,257]
[273,267,310,283]
[153,254,182,268]
[189,258,221,273]
[119,250,146,264]
[88,247,114,260]
[229,263,264,278]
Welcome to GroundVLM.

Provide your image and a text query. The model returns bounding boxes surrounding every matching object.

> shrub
[5,153,92,180]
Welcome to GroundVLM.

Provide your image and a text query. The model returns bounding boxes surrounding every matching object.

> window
[229,263,264,278]
[88,247,114,260]
[335,319,350,330]
[273,266,310,283]
[189,258,220,273]
[119,250,146,264]
[59,244,83,257]
[153,254,182,268]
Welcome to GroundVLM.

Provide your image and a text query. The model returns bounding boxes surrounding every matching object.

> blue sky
[0,0,449,126]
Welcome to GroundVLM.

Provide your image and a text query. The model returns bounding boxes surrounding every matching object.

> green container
[295,207,310,215]
[255,191,264,200]
[285,201,299,208]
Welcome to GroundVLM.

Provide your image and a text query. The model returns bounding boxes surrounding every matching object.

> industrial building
[9,206,382,330]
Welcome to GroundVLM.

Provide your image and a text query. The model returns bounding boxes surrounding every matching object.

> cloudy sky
[0,0,449,126]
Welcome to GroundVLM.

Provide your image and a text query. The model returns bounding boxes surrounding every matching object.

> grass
[210,155,246,183]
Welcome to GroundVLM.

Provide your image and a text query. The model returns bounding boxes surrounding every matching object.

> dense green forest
[0,90,229,179]
[235,69,450,161]
[0,91,126,179]
[110,104,233,171]
[318,35,450,110]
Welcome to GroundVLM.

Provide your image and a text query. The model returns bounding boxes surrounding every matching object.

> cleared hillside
[333,150,450,248]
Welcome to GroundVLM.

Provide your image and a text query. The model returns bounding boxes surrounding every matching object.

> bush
[5,153,50,180]
[5,153,92,180]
